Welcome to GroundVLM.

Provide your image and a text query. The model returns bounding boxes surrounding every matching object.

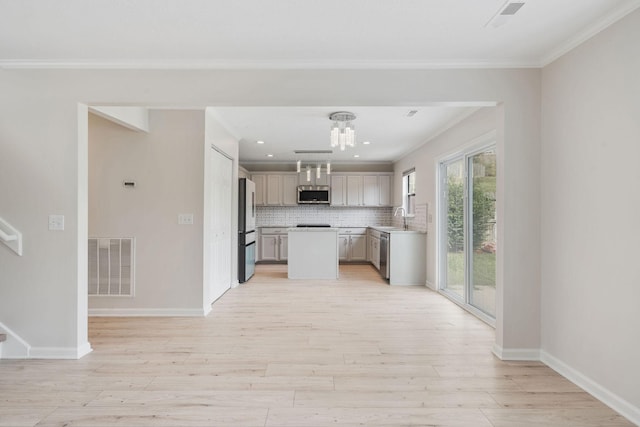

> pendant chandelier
[294,150,332,182]
[329,111,356,151]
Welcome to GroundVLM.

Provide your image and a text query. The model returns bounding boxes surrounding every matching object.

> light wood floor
[0,264,633,426]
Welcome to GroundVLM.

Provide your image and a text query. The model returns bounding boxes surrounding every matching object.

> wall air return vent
[88,237,135,296]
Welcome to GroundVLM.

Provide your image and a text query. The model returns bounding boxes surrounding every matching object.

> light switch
[49,214,65,231]
[178,214,194,225]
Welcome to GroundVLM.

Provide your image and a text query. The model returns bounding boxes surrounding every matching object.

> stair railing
[0,217,22,256]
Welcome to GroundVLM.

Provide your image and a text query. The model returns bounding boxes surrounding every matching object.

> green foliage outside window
[447,176,495,252]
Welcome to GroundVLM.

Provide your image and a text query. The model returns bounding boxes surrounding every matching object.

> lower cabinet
[339,228,368,262]
[258,228,288,262]
[368,232,380,270]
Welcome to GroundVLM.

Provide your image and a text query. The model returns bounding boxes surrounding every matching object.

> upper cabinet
[252,173,298,206]
[253,174,266,205]
[251,171,392,207]
[346,175,363,206]
[331,173,393,207]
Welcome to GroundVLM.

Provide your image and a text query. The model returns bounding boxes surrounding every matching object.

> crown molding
[0,58,541,71]
[541,0,640,67]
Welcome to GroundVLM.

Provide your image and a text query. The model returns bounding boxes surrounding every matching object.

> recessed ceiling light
[407,110,418,117]
[256,140,265,144]
[353,154,360,158]
[362,141,371,145]
[266,154,273,157]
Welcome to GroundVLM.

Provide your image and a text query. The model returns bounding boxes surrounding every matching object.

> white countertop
[368,225,426,234]
[258,225,425,234]
[287,227,339,232]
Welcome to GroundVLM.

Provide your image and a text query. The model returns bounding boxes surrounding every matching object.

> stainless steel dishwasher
[379,232,390,279]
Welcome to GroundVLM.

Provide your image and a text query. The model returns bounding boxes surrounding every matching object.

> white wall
[89,106,149,132]
[88,110,206,315]
[393,107,498,288]
[541,9,640,418]
[0,67,540,358]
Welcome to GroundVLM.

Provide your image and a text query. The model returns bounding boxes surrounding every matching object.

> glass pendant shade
[329,112,356,151]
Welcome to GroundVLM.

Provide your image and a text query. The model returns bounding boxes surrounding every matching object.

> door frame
[436,131,497,326]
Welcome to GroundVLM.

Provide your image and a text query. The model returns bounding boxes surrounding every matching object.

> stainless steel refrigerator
[238,178,256,283]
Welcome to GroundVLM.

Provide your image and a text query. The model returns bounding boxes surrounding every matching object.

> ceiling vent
[486,1,526,27]
[500,2,525,16]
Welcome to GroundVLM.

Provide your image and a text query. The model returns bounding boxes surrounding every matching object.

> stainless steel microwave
[297,185,330,204]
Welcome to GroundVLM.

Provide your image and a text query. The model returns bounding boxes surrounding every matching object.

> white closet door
[208,147,233,304]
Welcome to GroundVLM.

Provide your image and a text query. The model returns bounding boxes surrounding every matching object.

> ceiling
[1,0,638,68]
[3,0,638,164]
[214,106,482,164]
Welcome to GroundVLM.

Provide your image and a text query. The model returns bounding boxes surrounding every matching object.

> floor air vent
[88,238,134,296]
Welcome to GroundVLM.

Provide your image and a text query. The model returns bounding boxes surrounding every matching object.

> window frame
[402,168,416,217]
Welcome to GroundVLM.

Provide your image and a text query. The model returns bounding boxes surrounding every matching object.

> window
[402,169,416,216]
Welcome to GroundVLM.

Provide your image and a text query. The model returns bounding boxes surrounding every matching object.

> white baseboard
[30,343,93,360]
[0,322,93,360]
[425,280,436,291]
[231,280,240,289]
[492,344,540,361]
[88,308,207,317]
[203,305,212,316]
[540,350,640,426]
[0,321,31,359]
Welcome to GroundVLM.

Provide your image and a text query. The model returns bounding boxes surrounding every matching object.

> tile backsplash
[391,203,428,232]
[256,206,393,227]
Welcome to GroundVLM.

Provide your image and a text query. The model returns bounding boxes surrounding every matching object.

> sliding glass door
[442,159,465,300]
[440,144,496,320]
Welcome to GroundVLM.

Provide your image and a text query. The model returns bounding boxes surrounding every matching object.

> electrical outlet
[49,214,65,231]
[178,214,194,225]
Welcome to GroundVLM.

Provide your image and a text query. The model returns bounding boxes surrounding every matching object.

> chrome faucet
[394,207,408,230]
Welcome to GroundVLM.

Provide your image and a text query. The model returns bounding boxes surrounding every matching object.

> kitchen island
[287,227,339,279]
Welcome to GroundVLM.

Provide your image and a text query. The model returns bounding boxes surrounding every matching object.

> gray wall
[541,9,640,413]
[0,67,540,359]
[88,110,206,314]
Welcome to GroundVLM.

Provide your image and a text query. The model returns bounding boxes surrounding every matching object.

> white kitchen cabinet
[363,175,379,206]
[255,171,391,207]
[331,175,347,206]
[388,231,427,285]
[260,235,279,261]
[338,235,349,260]
[378,175,392,206]
[258,227,288,262]
[339,228,368,261]
[253,173,297,206]
[350,234,367,260]
[279,235,288,260]
[266,175,282,205]
[368,229,380,269]
[252,174,266,206]
[346,175,363,206]
[282,175,298,206]
[331,173,392,207]
[363,174,393,207]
